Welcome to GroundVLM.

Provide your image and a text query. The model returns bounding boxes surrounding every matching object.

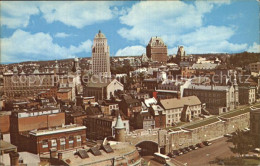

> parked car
[196,143,204,148]
[184,147,192,152]
[179,148,188,154]
[202,141,212,146]
[168,152,176,158]
[189,145,198,150]
[224,134,232,138]
[231,132,238,136]
[253,148,260,153]
[172,150,183,156]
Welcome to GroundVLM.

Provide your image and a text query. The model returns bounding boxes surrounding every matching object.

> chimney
[58,152,63,160]
[49,148,57,159]
[9,152,19,166]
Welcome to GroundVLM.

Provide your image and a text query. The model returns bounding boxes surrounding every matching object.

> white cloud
[247,42,260,53]
[115,45,145,57]
[118,1,249,54]
[1,1,39,28]
[1,29,92,63]
[1,1,117,29]
[39,2,116,28]
[118,1,230,46]
[54,32,71,38]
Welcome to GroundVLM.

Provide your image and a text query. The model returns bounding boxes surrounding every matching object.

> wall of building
[17,112,65,132]
[0,114,10,133]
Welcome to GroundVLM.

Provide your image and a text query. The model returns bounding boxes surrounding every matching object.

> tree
[229,129,256,157]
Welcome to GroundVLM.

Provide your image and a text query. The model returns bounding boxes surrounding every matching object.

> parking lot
[174,137,234,166]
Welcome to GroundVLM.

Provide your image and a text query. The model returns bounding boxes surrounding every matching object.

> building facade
[91,30,111,77]
[20,124,86,154]
[10,108,65,147]
[146,37,168,63]
[184,84,239,115]
[159,96,201,126]
[83,78,124,101]
[83,115,129,140]
[3,69,57,97]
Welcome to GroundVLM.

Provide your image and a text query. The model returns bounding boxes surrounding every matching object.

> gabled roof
[160,96,201,110]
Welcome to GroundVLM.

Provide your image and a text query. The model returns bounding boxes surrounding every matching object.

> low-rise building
[119,95,142,117]
[249,62,260,73]
[150,105,166,128]
[20,124,86,154]
[57,88,72,101]
[159,96,201,126]
[10,107,65,148]
[83,115,129,140]
[184,84,239,115]
[83,78,124,101]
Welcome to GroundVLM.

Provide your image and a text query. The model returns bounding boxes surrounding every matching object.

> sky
[1,0,259,63]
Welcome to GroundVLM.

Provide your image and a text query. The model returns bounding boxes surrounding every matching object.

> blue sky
[1,0,259,63]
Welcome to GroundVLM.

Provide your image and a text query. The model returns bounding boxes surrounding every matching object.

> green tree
[229,130,255,157]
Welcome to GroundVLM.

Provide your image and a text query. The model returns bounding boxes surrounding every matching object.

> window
[76,135,81,147]
[42,139,48,148]
[60,137,66,150]
[69,136,74,148]
[51,139,57,147]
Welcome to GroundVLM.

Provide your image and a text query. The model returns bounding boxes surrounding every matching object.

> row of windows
[41,135,82,149]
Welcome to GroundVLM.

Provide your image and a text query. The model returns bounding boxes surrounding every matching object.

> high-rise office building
[91,30,111,77]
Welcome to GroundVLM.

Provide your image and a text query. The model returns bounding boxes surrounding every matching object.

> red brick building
[19,124,86,154]
[10,107,65,148]
[146,37,168,63]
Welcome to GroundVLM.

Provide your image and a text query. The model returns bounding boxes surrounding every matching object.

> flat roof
[61,142,137,166]
[0,140,17,153]
[29,125,86,136]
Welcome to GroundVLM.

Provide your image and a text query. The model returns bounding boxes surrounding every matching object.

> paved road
[175,137,234,166]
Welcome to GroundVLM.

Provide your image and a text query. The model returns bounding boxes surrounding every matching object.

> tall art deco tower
[91,30,111,77]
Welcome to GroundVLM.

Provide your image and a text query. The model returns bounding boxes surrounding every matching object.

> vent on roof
[89,146,101,156]
[102,145,114,153]
[77,150,89,159]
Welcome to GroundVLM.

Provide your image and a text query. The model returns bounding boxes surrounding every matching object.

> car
[231,132,238,136]
[184,147,192,152]
[189,145,198,150]
[179,148,188,154]
[202,141,212,146]
[196,143,204,148]
[172,150,183,156]
[168,152,176,158]
[224,134,232,138]
[253,148,260,153]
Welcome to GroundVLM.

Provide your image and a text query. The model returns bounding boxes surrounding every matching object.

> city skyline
[1,0,259,63]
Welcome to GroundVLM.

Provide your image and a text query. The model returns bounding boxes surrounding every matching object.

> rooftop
[29,124,86,136]
[160,96,201,110]
[59,142,137,166]
[187,84,230,91]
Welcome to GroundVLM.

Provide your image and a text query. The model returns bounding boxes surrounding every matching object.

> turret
[114,114,125,142]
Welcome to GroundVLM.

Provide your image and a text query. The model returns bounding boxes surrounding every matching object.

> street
[141,137,235,166]
[175,137,234,166]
